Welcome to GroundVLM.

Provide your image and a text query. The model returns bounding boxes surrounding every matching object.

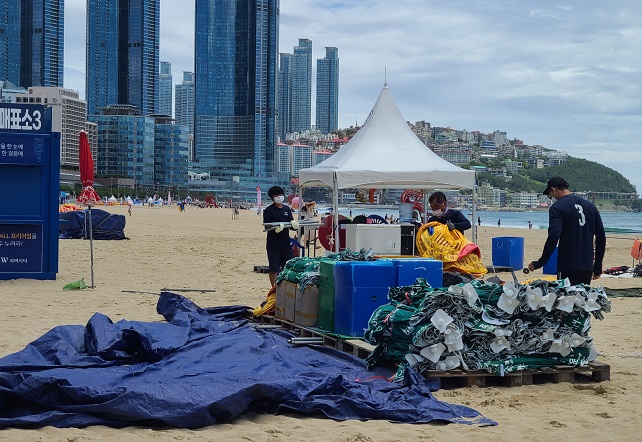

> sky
[62,0,642,193]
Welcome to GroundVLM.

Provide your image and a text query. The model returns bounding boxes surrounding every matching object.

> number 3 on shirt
[575,204,586,226]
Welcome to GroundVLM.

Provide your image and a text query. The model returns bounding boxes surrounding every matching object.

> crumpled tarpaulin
[0,293,495,428]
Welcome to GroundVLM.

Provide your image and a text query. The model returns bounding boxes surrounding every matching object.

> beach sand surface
[1,205,641,441]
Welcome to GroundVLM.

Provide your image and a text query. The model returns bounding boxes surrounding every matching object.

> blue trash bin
[542,247,558,275]
[492,237,524,270]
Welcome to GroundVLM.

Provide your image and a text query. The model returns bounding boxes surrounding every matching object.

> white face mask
[274,195,284,204]
[432,209,444,218]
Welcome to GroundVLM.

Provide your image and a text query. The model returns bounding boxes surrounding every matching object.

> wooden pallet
[252,313,374,359]
[423,362,610,388]
[250,313,610,387]
[253,265,270,273]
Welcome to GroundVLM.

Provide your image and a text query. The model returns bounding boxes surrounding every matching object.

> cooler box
[393,258,443,288]
[333,261,396,337]
[543,247,558,275]
[295,285,319,327]
[318,260,338,331]
[344,224,401,255]
[492,236,524,270]
[275,281,297,321]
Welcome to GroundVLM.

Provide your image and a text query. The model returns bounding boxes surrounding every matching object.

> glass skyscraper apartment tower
[86,0,159,116]
[277,38,312,139]
[194,0,278,180]
[156,61,172,116]
[175,71,194,133]
[276,52,291,141]
[316,47,339,134]
[0,0,64,89]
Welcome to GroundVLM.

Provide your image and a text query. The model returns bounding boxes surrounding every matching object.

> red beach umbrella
[77,131,100,288]
[77,131,100,205]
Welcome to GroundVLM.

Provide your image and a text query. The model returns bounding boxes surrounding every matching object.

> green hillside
[522,157,636,193]
[474,157,636,194]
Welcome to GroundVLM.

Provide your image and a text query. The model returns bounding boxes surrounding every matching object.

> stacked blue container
[393,258,443,289]
[333,261,396,337]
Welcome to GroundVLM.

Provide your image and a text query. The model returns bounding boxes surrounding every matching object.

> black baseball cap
[542,176,569,195]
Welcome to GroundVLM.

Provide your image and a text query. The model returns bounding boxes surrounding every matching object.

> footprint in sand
[550,420,567,428]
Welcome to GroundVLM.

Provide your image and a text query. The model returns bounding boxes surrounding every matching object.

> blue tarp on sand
[59,209,127,240]
[0,293,495,428]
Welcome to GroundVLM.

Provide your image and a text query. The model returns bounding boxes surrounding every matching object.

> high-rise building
[193,0,279,180]
[290,39,312,133]
[14,86,89,167]
[152,115,189,188]
[175,71,194,132]
[90,105,155,186]
[316,47,339,134]
[276,53,291,141]
[0,0,64,89]
[86,0,160,116]
[156,61,172,116]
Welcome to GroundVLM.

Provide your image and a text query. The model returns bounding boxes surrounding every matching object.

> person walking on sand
[527,176,606,285]
[497,219,501,228]
[477,216,481,227]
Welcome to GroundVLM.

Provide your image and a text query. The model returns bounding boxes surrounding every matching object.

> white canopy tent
[298,83,478,252]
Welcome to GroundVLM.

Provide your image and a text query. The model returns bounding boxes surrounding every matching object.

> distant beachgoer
[349,210,352,218]
[497,219,501,227]
[528,220,532,229]
[477,216,481,226]
[232,206,239,220]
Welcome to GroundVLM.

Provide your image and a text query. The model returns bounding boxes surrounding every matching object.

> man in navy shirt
[263,186,297,286]
[426,191,471,233]
[527,177,606,285]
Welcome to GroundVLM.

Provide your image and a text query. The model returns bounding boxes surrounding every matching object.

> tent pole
[333,178,339,253]
[471,177,478,245]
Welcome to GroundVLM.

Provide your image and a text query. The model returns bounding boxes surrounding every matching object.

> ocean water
[333,207,642,236]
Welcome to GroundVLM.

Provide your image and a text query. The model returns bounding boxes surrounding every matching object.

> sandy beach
[1,205,641,441]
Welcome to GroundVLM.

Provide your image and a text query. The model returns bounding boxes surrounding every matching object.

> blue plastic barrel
[542,247,558,275]
[491,237,524,270]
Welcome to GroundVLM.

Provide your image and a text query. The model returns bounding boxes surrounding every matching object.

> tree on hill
[523,157,636,193]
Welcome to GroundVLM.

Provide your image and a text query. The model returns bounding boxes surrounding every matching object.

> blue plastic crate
[333,261,396,337]
[334,260,396,287]
[393,258,443,288]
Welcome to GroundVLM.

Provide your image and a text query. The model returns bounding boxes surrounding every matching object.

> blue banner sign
[0,224,44,274]
[0,104,52,133]
[0,134,47,165]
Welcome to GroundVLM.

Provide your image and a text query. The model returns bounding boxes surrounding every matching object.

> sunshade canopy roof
[299,84,475,190]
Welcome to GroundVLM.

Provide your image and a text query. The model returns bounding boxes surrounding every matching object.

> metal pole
[472,173,478,245]
[333,176,340,253]
[88,206,95,288]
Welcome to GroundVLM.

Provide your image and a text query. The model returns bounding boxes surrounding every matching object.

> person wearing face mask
[263,186,296,286]
[527,177,606,285]
[426,191,471,233]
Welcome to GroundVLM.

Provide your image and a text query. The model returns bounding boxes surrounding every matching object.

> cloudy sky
[63,0,642,192]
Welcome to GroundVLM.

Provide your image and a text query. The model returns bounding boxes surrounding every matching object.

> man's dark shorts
[267,246,294,273]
